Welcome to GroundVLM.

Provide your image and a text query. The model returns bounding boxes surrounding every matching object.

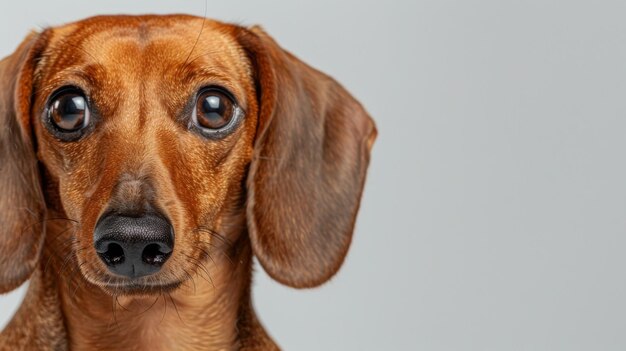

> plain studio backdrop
[1,1,626,350]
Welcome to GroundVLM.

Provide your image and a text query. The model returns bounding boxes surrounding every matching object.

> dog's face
[33,16,258,293]
[0,15,376,296]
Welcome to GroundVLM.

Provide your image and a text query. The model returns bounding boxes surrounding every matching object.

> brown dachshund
[0,14,375,350]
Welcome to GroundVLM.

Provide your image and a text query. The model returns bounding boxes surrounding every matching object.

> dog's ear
[0,31,49,293]
[236,27,377,288]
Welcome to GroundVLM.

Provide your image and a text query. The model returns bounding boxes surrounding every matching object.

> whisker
[43,231,78,273]
[196,237,235,265]
[115,295,131,312]
[182,0,208,67]
[168,294,185,326]
[195,226,234,248]
[59,246,84,280]
[183,253,212,278]
[66,260,87,293]
[183,255,214,287]
[197,246,218,268]
[181,268,197,293]
[160,294,168,325]
[19,216,80,236]
[135,296,161,316]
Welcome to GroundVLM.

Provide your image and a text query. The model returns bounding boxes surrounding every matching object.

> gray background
[1,0,626,350]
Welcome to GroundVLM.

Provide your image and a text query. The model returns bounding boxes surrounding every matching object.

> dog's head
[0,15,376,295]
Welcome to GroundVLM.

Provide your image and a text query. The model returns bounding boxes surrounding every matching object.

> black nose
[94,212,174,279]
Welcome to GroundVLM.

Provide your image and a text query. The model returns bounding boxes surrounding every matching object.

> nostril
[99,242,125,266]
[142,243,171,266]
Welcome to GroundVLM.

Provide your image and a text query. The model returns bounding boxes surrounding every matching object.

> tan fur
[0,15,376,350]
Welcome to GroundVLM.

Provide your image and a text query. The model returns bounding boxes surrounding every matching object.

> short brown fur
[0,15,376,350]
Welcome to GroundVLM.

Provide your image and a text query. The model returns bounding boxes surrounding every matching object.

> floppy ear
[237,27,377,288]
[0,31,48,293]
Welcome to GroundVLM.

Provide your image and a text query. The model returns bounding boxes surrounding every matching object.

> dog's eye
[192,88,238,132]
[48,90,90,132]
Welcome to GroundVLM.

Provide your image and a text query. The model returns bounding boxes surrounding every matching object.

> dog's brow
[63,65,105,86]
[179,71,241,96]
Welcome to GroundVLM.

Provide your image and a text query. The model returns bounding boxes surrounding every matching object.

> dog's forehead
[48,15,242,61]
[39,15,251,99]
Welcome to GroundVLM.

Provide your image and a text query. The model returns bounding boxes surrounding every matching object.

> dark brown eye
[48,91,89,132]
[193,89,236,130]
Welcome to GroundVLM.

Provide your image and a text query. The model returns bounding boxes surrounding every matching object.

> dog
[0,14,376,350]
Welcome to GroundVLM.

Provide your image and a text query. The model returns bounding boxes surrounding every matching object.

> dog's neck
[13,220,277,351]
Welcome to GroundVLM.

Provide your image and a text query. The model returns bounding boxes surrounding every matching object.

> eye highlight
[45,87,91,140]
[191,87,242,138]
